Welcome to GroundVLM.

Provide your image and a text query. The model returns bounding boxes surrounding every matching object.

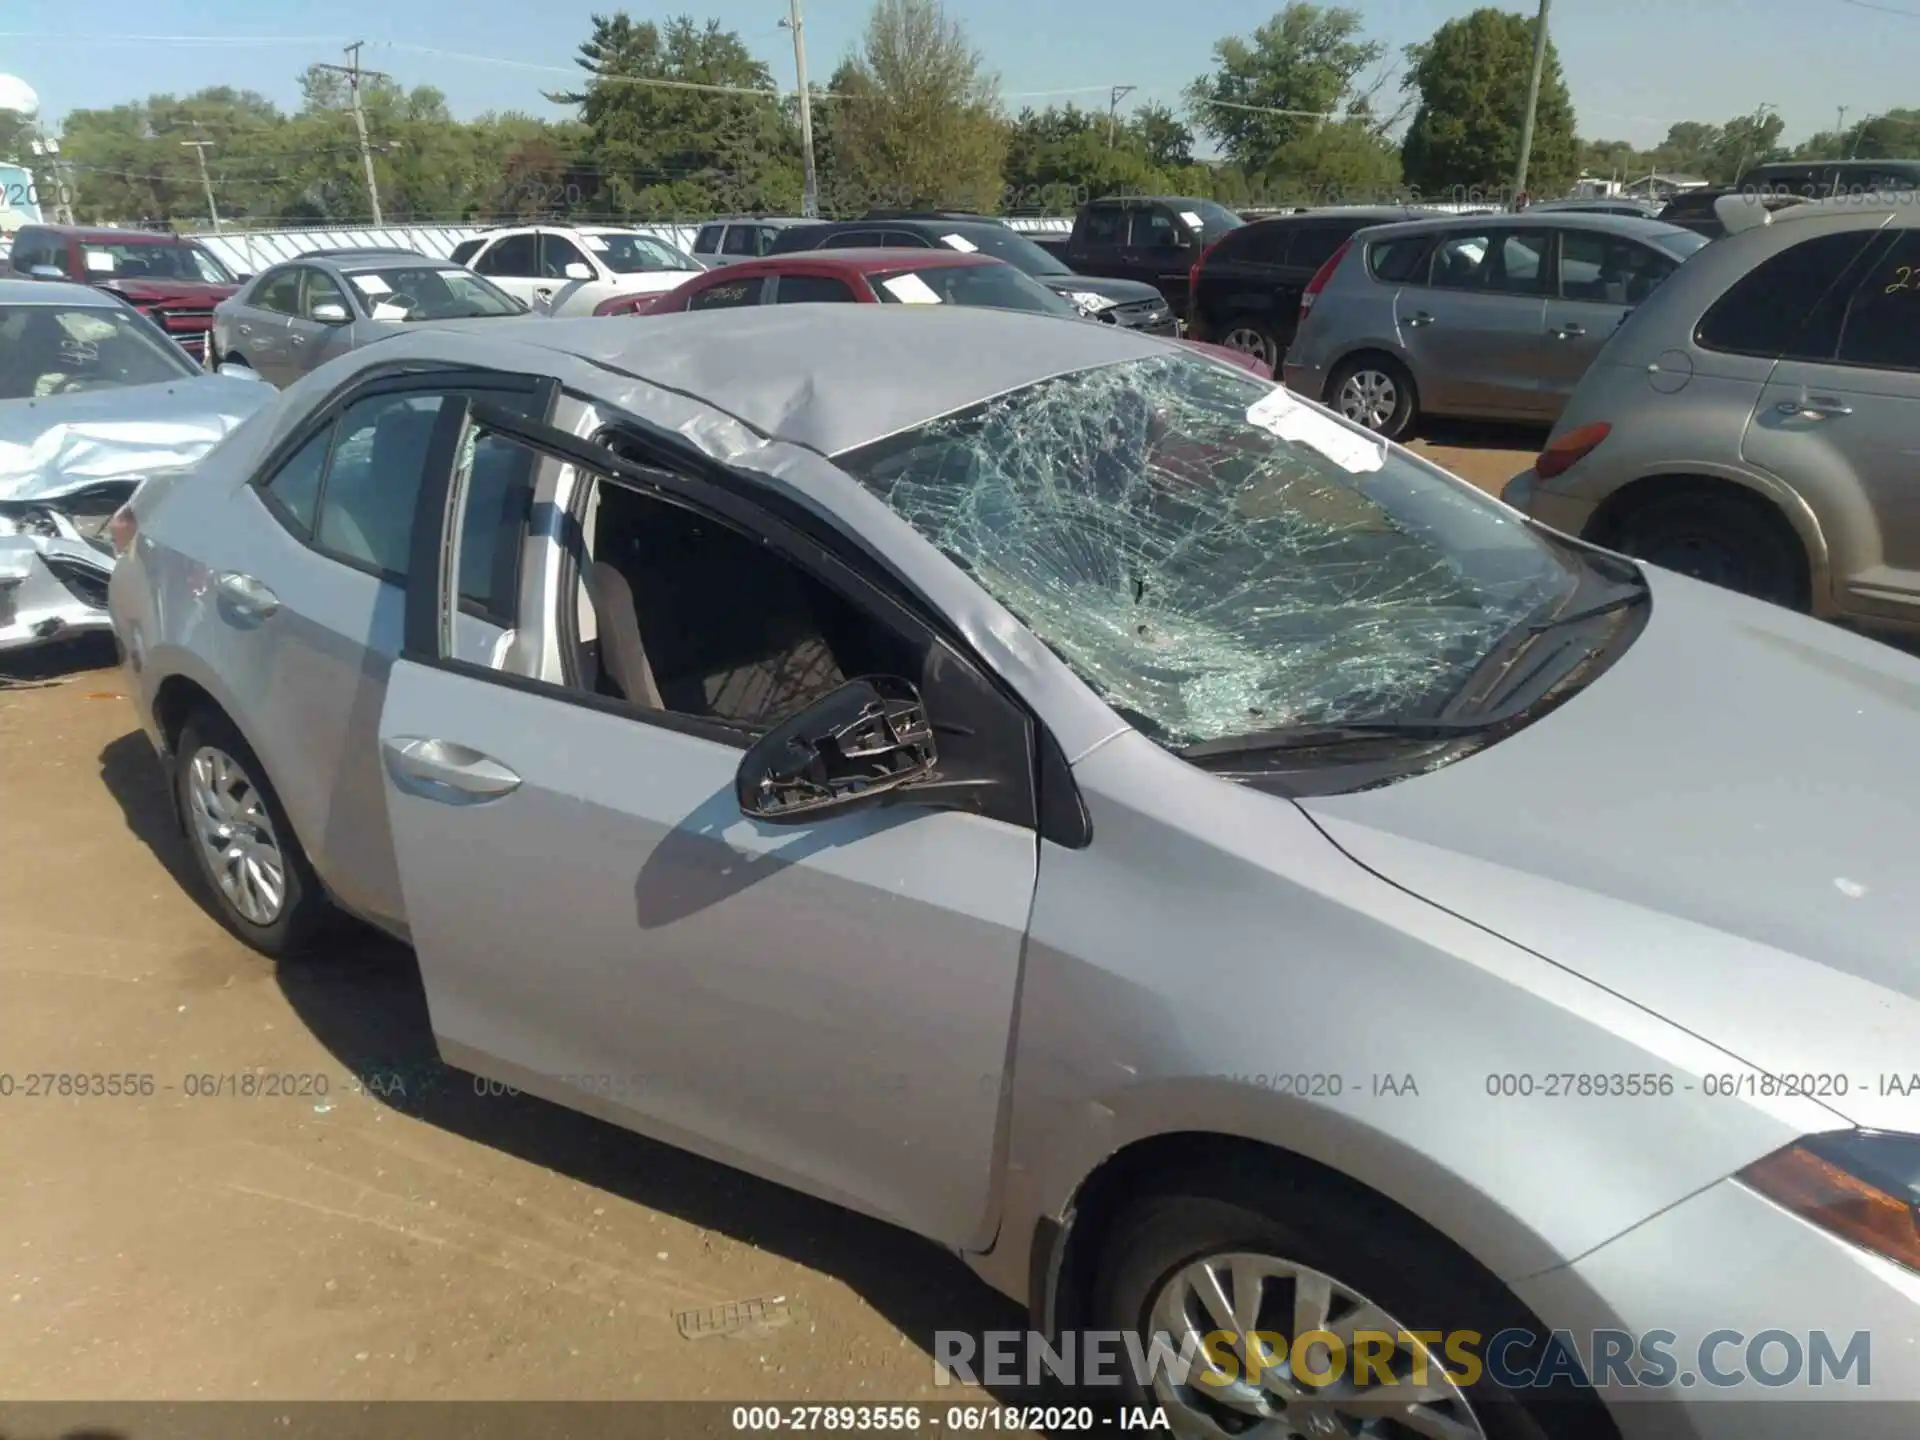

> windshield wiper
[1521,584,1648,634]
[1181,717,1498,760]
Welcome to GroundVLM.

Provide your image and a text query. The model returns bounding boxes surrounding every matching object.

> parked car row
[98,293,1920,1440]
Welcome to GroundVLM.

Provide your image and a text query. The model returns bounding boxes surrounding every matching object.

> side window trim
[403,400,1058,837]
[248,367,558,604]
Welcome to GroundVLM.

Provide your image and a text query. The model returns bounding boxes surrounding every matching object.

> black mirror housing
[736,676,937,825]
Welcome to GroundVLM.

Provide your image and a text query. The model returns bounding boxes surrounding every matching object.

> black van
[1059,196,1244,316]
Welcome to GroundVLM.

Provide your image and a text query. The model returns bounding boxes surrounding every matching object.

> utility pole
[779,0,818,218]
[1512,0,1552,202]
[315,41,387,225]
[1836,106,1849,148]
[1108,84,1137,149]
[181,139,221,231]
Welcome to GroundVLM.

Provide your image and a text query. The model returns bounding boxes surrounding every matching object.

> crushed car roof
[381,305,1178,456]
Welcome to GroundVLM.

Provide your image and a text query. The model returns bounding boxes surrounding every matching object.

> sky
[2,0,1916,154]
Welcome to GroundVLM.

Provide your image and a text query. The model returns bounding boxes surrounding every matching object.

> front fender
[971,731,1833,1313]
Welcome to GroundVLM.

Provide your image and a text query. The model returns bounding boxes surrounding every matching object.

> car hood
[97,276,239,306]
[1299,567,1920,1130]
[0,374,273,503]
[1035,274,1163,304]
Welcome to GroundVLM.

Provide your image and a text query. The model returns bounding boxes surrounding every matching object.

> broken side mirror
[735,676,937,825]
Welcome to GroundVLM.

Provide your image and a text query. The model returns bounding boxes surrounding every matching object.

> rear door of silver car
[218,366,558,933]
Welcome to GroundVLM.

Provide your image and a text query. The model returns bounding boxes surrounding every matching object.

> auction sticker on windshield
[940,233,979,252]
[1180,210,1205,229]
[580,234,609,251]
[84,252,115,273]
[881,273,943,304]
[1246,385,1384,474]
[354,274,392,295]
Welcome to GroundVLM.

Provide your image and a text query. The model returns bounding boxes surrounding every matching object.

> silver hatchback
[1283,214,1707,438]
[1503,195,1920,624]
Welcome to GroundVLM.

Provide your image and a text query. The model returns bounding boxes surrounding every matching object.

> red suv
[7,224,241,363]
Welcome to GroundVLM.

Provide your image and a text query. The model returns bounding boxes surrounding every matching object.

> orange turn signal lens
[1741,1140,1920,1274]
[1534,421,1612,481]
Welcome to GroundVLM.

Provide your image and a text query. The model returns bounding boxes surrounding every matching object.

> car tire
[1091,1175,1605,1440]
[1607,488,1808,610]
[174,708,330,958]
[1219,316,1284,373]
[1325,354,1417,440]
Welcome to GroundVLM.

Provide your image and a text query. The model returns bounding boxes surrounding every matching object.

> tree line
[7,1,1914,232]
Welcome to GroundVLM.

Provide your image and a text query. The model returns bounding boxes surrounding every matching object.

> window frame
[539,231,593,279]
[1693,229,1891,364]
[1420,226,1554,295]
[693,225,724,255]
[1831,229,1920,374]
[251,266,304,316]
[1552,230,1678,303]
[687,274,769,309]
[395,400,1080,839]
[474,232,539,278]
[246,364,560,625]
[768,271,860,304]
[720,225,760,257]
[299,265,354,321]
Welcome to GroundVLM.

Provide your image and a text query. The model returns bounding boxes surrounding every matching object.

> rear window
[1289,223,1358,271]
[1212,221,1292,264]
[449,239,483,266]
[1368,236,1430,283]
[869,264,1076,316]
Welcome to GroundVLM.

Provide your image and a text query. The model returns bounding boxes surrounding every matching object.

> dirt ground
[0,439,1531,1409]
[0,648,1027,1405]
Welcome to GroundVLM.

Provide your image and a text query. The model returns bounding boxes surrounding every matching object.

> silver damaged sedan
[109,305,1920,1440]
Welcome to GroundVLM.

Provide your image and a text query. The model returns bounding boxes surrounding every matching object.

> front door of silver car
[1540,229,1679,407]
[214,368,556,934]
[1398,228,1554,420]
[374,402,1038,1251]
[1739,225,1920,619]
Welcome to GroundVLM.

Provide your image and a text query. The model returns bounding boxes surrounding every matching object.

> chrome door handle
[1777,397,1853,418]
[214,571,279,620]
[382,737,522,803]
[1405,311,1435,327]
[1553,323,1588,338]
[290,334,306,346]
[238,324,251,335]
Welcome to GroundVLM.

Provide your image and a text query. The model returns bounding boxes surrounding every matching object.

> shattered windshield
[838,354,1582,749]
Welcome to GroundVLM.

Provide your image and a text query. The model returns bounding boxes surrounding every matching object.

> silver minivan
[1282,213,1707,438]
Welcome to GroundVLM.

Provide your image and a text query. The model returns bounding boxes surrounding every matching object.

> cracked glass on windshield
[838,353,1581,749]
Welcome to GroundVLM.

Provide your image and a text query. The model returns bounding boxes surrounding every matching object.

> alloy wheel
[1145,1250,1488,1440]
[1224,325,1280,371]
[1334,370,1399,432]
[186,745,288,927]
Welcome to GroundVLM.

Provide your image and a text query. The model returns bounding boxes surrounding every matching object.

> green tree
[1400,7,1578,199]
[550,11,799,218]
[1131,103,1195,169]
[1185,6,1386,175]
[831,0,1008,212]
